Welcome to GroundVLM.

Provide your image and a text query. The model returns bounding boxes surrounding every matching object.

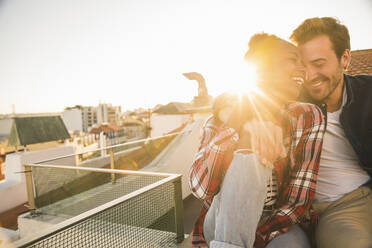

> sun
[223,62,259,96]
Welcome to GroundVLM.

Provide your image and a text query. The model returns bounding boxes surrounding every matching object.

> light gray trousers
[203,153,310,248]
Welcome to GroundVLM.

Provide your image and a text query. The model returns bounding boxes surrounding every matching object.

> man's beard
[321,66,343,102]
[320,77,341,102]
[306,66,343,103]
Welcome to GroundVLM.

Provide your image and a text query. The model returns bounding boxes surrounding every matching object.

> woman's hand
[241,120,287,167]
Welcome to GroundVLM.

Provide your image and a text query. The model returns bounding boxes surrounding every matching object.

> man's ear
[341,49,351,70]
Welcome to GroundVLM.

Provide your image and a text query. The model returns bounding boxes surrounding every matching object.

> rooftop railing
[16,132,188,247]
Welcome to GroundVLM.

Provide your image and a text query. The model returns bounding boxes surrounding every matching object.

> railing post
[24,165,36,214]
[173,177,184,243]
[110,148,116,183]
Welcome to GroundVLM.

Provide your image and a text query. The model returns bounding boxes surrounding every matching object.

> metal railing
[33,132,185,166]
[15,166,184,247]
[24,131,187,211]
[16,132,188,247]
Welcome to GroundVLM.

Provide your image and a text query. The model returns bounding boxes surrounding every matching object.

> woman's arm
[255,103,325,247]
[189,116,238,203]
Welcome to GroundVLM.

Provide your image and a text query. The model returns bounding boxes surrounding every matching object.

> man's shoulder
[345,74,372,102]
[345,74,372,87]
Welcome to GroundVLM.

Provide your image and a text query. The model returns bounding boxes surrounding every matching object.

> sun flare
[223,62,259,96]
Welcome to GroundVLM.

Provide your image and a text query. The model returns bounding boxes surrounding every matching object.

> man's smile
[306,76,329,89]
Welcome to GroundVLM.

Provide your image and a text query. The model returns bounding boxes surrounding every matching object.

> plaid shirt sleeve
[255,103,325,247]
[189,116,238,247]
[189,116,238,205]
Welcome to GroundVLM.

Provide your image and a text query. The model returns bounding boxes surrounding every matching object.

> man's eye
[314,62,324,68]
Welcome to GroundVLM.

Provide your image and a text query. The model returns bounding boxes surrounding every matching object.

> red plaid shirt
[189,102,325,247]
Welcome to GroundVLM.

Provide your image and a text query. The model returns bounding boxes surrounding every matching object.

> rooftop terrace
[1,118,207,248]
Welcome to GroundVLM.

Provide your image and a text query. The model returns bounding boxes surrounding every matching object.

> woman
[189,33,325,248]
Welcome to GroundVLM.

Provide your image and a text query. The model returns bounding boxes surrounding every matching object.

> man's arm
[255,104,325,247]
[189,116,238,204]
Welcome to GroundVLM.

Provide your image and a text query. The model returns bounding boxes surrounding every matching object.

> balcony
[2,128,205,248]
[15,167,184,247]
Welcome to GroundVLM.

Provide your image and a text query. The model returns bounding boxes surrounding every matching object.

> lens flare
[225,62,260,96]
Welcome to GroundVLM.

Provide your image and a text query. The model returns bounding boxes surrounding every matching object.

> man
[290,17,372,247]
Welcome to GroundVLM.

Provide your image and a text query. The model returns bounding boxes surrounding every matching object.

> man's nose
[304,66,317,82]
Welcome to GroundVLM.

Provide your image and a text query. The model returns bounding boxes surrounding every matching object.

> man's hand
[242,120,287,167]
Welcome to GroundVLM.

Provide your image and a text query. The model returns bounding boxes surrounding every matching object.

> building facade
[62,104,121,133]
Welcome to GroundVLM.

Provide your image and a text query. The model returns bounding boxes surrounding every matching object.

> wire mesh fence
[24,181,178,248]
[33,166,163,217]
[16,132,186,247]
[18,166,183,248]
[30,134,177,211]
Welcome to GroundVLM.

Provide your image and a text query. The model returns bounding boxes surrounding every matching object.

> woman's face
[260,42,305,102]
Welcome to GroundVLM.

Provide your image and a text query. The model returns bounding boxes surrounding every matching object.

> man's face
[299,35,349,103]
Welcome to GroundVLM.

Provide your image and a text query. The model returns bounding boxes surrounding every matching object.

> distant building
[122,118,146,139]
[82,106,98,132]
[90,123,123,138]
[90,123,125,146]
[62,108,84,132]
[1,113,66,153]
[62,103,121,133]
[150,102,210,137]
[0,118,13,143]
[97,104,121,126]
[1,113,62,142]
[7,116,70,149]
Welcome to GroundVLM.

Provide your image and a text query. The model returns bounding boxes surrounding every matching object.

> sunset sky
[1,0,371,114]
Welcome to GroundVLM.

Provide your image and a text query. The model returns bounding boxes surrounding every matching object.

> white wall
[62,109,83,132]
[145,114,210,198]
[150,114,191,137]
[0,146,75,213]
[97,104,104,125]
[0,118,13,138]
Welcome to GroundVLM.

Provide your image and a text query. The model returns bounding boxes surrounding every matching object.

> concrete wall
[0,118,13,140]
[145,114,209,199]
[0,146,75,213]
[62,109,83,132]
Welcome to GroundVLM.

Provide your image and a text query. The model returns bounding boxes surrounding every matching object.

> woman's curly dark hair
[244,32,284,65]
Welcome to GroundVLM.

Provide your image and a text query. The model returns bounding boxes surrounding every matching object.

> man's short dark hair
[290,17,350,59]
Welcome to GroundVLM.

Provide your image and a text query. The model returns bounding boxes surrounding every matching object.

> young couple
[189,17,372,248]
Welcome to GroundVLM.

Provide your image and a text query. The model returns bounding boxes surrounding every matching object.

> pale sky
[1,0,371,114]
